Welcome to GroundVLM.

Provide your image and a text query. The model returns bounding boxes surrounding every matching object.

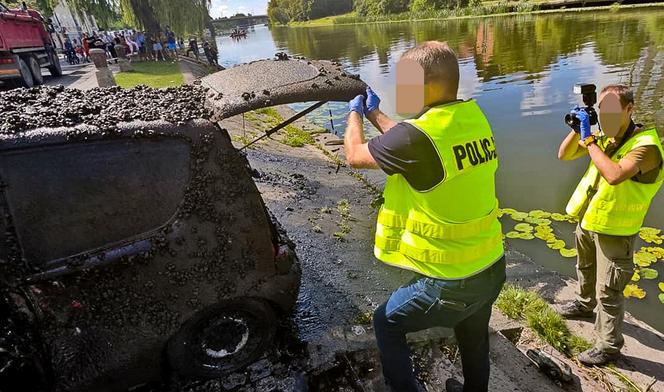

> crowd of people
[61,27,220,67]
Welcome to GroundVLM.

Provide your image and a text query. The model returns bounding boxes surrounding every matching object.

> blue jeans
[373,257,506,392]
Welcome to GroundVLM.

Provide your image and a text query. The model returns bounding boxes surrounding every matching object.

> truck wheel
[167,298,277,378]
[16,58,34,88]
[27,56,43,85]
[47,49,63,77]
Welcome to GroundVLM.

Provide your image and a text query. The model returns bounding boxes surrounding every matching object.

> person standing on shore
[557,85,663,366]
[344,41,506,392]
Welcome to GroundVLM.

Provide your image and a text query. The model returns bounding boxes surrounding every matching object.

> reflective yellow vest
[374,100,504,279]
[566,128,664,236]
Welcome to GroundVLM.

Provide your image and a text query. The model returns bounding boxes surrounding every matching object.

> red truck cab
[0,2,62,88]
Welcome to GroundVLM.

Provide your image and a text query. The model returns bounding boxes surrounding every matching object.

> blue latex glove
[349,95,366,116]
[365,87,380,115]
[574,107,592,141]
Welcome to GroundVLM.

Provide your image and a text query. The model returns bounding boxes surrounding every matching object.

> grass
[251,107,315,147]
[495,284,592,356]
[115,61,184,89]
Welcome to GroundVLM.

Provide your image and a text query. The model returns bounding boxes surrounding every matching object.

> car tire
[47,48,63,77]
[16,57,34,88]
[167,298,277,378]
[27,56,43,85]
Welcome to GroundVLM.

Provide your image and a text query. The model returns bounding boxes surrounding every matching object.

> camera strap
[584,120,637,203]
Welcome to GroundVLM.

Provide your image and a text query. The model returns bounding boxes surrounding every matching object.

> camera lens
[564,113,579,127]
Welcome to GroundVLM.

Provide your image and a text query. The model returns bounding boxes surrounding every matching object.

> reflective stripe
[377,207,499,240]
[375,231,503,265]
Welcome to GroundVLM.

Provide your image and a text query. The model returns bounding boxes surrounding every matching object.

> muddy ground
[166,107,662,392]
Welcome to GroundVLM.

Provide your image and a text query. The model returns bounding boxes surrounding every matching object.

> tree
[267,0,352,24]
[61,0,211,34]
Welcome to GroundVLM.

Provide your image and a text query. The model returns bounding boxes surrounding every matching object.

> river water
[215,8,664,332]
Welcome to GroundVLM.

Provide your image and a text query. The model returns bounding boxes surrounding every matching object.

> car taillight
[0,58,15,64]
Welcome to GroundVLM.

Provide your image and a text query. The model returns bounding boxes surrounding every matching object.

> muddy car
[0,57,365,391]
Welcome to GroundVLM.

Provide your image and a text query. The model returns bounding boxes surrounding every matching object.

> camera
[565,84,598,128]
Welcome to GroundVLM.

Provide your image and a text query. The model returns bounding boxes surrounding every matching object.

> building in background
[49,0,98,50]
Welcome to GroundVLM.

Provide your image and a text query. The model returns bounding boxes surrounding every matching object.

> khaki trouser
[575,224,636,353]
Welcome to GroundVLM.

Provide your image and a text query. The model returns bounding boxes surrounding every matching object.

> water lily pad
[659,282,664,292]
[514,223,534,233]
[634,250,657,267]
[511,212,529,221]
[640,227,661,236]
[525,217,552,226]
[547,240,566,250]
[500,208,517,216]
[535,225,553,234]
[631,271,640,281]
[623,284,647,299]
[517,232,535,240]
[535,232,556,241]
[642,247,664,260]
[640,268,659,280]
[559,248,578,258]
[505,231,521,239]
[659,293,664,304]
[528,210,551,218]
[551,213,567,222]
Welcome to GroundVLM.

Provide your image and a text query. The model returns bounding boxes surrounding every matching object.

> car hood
[201,56,367,120]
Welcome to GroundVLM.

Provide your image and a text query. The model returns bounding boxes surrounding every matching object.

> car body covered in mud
[0,57,366,391]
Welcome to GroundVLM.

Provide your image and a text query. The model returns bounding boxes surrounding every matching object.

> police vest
[566,128,664,236]
[374,100,504,279]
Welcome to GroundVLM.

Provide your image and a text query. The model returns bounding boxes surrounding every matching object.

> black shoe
[578,347,620,366]
[445,378,463,392]
[558,300,594,319]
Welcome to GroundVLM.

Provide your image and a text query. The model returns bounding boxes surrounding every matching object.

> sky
[210,0,268,18]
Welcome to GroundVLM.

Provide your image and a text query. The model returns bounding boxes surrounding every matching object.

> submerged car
[0,57,366,391]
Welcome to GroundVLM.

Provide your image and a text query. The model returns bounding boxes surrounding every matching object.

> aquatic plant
[495,284,591,356]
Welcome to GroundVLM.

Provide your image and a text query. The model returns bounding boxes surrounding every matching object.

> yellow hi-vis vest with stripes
[566,127,664,236]
[374,100,504,279]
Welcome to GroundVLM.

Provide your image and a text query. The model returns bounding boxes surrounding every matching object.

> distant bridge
[212,15,269,30]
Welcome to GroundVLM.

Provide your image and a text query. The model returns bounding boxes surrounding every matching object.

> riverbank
[287,1,664,27]
[208,104,664,391]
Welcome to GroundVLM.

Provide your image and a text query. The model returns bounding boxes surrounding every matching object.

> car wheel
[27,56,43,85]
[47,49,63,77]
[167,298,277,378]
[16,57,34,88]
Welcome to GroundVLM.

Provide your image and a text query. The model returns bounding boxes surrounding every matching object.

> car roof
[201,57,367,120]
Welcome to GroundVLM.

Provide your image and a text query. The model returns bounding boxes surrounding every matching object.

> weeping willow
[67,0,211,34]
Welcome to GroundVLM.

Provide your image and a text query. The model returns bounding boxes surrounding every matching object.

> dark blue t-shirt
[367,122,445,191]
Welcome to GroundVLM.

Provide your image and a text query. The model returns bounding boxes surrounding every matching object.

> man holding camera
[344,41,505,392]
[558,84,663,366]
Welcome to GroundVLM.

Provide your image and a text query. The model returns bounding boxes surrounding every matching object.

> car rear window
[0,138,190,266]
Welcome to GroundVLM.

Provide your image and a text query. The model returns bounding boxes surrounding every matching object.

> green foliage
[496,284,591,356]
[355,0,411,16]
[5,0,56,16]
[281,125,315,147]
[65,0,210,34]
[267,0,353,24]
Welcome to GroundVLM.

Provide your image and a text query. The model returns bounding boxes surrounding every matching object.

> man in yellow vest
[344,41,505,392]
[558,84,663,366]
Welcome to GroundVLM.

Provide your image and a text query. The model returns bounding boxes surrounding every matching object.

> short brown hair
[600,84,634,108]
[401,41,459,94]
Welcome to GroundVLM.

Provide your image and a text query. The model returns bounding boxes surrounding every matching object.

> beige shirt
[605,129,662,184]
